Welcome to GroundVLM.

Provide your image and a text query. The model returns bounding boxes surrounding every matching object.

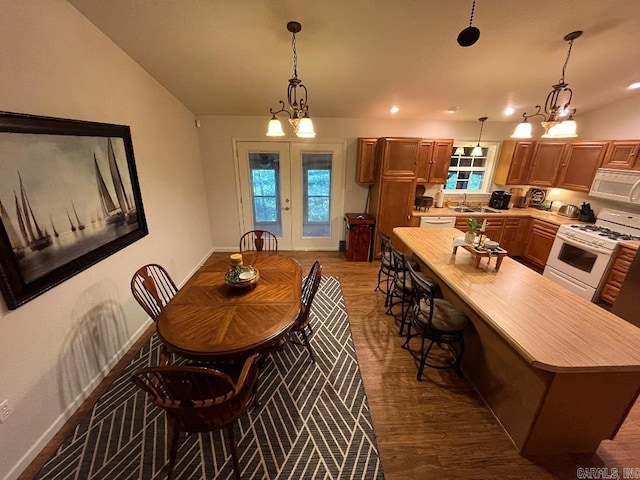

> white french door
[235,141,345,251]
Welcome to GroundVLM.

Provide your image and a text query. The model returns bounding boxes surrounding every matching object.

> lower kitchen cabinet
[523,219,559,268]
[501,217,531,257]
[599,244,638,305]
[454,217,505,244]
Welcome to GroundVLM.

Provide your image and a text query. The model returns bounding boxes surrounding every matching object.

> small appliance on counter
[510,187,528,208]
[488,190,512,210]
[557,204,580,219]
[414,185,433,211]
[578,202,596,223]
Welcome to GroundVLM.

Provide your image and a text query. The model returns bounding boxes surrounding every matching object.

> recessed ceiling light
[390,105,399,113]
[628,82,640,90]
[446,106,459,114]
[504,106,515,116]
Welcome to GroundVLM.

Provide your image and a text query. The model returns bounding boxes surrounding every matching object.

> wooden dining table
[156,252,302,362]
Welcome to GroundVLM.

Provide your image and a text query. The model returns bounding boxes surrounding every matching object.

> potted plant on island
[465,218,481,244]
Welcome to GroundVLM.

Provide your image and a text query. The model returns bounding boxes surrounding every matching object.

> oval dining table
[156,252,302,363]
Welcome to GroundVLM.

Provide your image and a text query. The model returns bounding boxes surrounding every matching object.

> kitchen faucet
[462,193,467,206]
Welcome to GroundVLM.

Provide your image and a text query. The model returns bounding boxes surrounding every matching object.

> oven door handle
[629,178,640,202]
[555,232,613,255]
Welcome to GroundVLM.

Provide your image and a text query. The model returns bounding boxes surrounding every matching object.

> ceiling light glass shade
[295,115,316,138]
[542,119,577,138]
[454,146,465,156]
[266,117,285,137]
[511,121,533,138]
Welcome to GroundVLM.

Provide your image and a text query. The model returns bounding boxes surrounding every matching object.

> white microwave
[589,168,640,204]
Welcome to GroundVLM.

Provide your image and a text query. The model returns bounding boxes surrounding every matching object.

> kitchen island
[394,226,640,456]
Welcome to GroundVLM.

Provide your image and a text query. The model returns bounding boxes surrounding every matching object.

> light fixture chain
[291,30,298,79]
[468,0,476,26]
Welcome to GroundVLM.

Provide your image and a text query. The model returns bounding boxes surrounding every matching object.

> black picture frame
[0,112,148,309]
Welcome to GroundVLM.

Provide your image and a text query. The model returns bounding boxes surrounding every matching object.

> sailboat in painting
[0,198,26,259]
[94,138,137,225]
[71,201,85,231]
[15,173,52,252]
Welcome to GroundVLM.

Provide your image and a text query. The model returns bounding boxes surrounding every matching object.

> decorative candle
[230,253,243,267]
[481,219,487,232]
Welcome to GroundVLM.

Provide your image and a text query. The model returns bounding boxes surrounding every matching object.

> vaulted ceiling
[67,0,640,122]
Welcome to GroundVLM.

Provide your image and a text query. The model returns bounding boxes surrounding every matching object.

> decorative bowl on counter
[484,240,499,250]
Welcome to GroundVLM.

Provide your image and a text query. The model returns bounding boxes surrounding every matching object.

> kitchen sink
[448,206,501,214]
[449,206,476,213]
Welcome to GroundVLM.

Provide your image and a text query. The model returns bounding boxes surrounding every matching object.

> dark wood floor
[20,251,640,479]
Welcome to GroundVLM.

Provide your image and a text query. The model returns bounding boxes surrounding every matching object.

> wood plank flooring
[19,251,640,479]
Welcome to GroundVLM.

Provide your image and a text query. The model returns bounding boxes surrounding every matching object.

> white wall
[0,2,212,478]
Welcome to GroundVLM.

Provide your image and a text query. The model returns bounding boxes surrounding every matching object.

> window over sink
[445,142,499,193]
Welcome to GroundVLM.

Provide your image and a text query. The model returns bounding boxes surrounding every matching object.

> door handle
[282,206,290,211]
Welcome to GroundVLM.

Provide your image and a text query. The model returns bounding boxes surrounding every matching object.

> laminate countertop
[412,206,587,225]
[394,226,640,373]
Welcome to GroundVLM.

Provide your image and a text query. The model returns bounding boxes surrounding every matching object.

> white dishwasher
[419,216,457,228]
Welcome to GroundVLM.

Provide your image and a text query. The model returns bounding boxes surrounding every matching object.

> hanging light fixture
[266,21,316,138]
[454,146,465,156]
[512,30,582,139]
[457,0,480,47]
[471,117,487,156]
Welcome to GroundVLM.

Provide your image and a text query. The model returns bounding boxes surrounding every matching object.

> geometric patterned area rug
[34,276,385,480]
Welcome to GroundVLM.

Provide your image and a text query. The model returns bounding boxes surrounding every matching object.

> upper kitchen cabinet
[493,140,535,185]
[376,137,422,177]
[416,139,454,184]
[527,142,566,187]
[355,137,378,184]
[600,141,640,170]
[555,141,608,192]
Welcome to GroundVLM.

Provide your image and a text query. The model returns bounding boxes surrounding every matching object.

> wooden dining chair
[239,229,278,252]
[131,264,178,321]
[131,264,178,365]
[289,261,322,362]
[131,353,259,480]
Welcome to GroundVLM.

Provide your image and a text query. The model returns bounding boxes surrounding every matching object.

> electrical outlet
[0,399,11,423]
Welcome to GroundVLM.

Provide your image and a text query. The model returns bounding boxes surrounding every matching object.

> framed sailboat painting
[0,111,148,309]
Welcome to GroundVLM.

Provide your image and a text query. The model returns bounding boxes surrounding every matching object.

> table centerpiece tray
[225,265,260,288]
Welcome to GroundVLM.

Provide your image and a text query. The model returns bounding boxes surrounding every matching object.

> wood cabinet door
[429,140,454,184]
[373,176,416,256]
[528,142,566,187]
[377,137,421,177]
[494,140,535,185]
[355,138,378,184]
[555,142,608,192]
[506,142,534,184]
[416,140,434,183]
[523,220,558,268]
[601,141,640,170]
[501,217,531,257]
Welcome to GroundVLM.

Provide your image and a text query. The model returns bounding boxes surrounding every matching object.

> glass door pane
[249,153,281,236]
[236,142,292,250]
[302,153,332,237]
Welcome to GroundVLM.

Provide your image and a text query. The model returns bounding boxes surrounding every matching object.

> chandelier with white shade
[512,30,583,139]
[266,21,316,138]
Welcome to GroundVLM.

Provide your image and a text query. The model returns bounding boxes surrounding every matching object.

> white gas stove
[544,208,640,301]
[559,208,640,250]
